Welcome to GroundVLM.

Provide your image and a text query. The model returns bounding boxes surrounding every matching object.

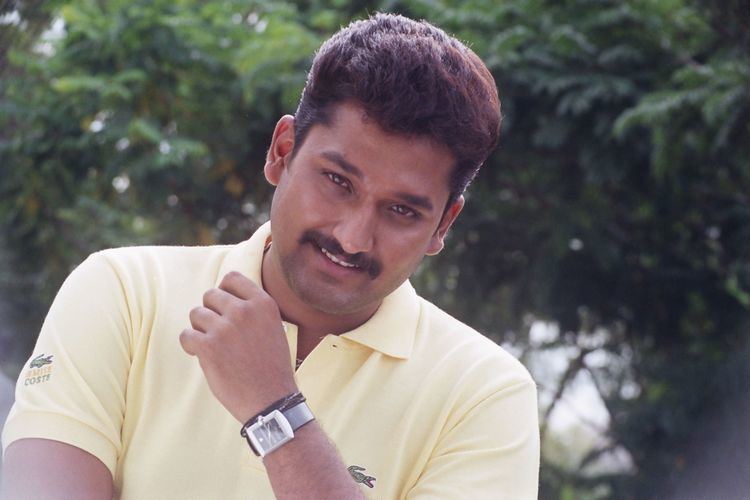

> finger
[218,271,262,301]
[202,287,238,315]
[179,328,205,356]
[189,306,222,333]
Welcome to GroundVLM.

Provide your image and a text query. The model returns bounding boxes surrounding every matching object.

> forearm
[262,421,365,499]
[181,273,365,498]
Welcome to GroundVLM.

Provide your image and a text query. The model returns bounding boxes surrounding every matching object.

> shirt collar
[215,222,267,288]
[217,222,419,360]
[339,281,418,360]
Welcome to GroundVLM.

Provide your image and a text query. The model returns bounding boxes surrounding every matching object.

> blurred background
[1,0,749,498]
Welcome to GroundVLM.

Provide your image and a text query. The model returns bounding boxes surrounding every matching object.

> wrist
[240,391,315,457]
[236,377,298,423]
[244,391,305,425]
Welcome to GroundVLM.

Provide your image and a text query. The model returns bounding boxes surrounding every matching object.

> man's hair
[293,13,501,205]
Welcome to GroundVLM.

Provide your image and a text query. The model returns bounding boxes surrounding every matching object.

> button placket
[283,322,299,372]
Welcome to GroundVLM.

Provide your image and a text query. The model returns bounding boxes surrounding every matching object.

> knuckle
[221,271,242,286]
[203,288,219,305]
[179,329,195,352]
[258,293,276,309]
[188,307,200,321]
[225,301,247,320]
[254,291,277,310]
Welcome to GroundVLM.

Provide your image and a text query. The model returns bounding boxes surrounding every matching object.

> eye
[391,205,417,218]
[325,172,350,190]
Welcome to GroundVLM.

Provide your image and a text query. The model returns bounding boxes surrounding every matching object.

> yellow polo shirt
[2,223,539,499]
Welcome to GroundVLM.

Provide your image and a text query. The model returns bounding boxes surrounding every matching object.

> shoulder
[413,297,535,392]
[82,244,233,287]
[92,243,235,273]
[62,244,238,316]
[402,298,540,499]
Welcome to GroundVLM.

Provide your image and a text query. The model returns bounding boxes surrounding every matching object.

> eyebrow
[321,151,363,179]
[320,150,435,212]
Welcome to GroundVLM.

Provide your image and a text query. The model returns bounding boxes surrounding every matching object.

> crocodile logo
[347,465,376,488]
[24,354,54,386]
[29,354,54,369]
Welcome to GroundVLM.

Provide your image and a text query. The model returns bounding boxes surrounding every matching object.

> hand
[179,271,298,422]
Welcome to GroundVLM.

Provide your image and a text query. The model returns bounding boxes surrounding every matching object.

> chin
[297,284,375,316]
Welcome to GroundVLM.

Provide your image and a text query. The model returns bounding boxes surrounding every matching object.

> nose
[332,206,376,255]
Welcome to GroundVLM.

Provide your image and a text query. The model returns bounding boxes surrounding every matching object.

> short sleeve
[406,379,540,499]
[1,252,132,476]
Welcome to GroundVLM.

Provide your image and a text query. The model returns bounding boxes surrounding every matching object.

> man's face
[264,102,464,317]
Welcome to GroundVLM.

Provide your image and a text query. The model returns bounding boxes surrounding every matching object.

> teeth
[321,247,358,268]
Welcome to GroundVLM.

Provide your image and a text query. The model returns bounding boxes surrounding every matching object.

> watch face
[252,418,288,449]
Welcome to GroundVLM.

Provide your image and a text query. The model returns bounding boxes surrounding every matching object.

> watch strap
[240,391,306,440]
[241,391,306,436]
[240,397,315,457]
[283,400,314,431]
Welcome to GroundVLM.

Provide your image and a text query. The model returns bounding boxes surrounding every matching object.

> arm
[1,439,112,500]
[1,253,131,499]
[262,422,365,499]
[180,271,365,499]
[407,379,540,499]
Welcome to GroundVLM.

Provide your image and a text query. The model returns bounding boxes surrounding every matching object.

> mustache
[300,229,381,279]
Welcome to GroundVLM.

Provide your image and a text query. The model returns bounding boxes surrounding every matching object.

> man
[1,13,539,499]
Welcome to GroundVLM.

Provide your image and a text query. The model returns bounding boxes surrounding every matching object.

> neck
[261,245,379,339]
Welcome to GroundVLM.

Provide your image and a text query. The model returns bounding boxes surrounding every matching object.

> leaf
[127,118,162,143]
[52,75,106,93]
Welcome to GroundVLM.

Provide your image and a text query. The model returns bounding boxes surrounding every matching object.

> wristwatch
[241,400,315,457]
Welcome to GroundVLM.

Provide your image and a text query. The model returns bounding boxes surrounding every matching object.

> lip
[309,242,366,280]
[320,246,360,269]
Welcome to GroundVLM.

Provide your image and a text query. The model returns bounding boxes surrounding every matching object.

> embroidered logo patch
[30,354,53,368]
[24,354,54,385]
[347,465,376,488]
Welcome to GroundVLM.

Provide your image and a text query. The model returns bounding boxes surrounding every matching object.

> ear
[264,115,296,186]
[426,195,465,256]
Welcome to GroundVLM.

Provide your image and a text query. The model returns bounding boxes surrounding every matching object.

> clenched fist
[180,271,298,423]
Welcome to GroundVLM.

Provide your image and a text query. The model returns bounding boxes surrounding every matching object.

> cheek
[386,238,430,270]
[273,179,330,222]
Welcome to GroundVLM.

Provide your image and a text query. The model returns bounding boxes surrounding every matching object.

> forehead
[297,103,455,207]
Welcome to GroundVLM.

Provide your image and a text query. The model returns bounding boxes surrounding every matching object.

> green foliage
[2,0,749,497]
[411,0,750,496]
[0,0,322,305]
[0,0,339,369]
